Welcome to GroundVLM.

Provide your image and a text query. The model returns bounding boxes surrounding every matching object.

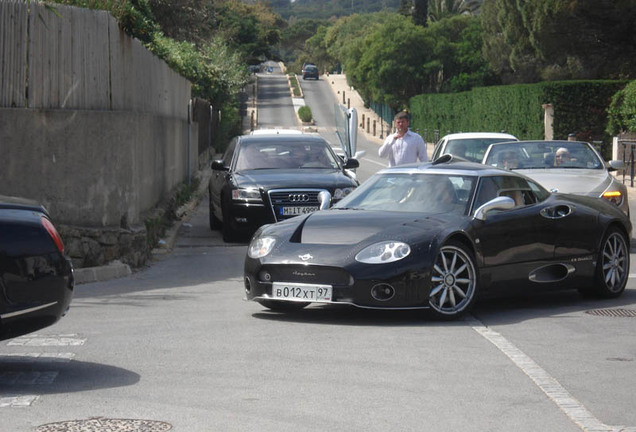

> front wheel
[257,300,309,312]
[593,227,629,298]
[221,200,239,242]
[428,241,478,320]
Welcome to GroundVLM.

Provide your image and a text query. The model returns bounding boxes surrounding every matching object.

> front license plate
[281,206,318,216]
[272,282,332,302]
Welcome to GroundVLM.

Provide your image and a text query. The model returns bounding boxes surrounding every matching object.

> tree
[428,0,482,22]
[412,0,428,26]
[481,0,636,84]
[352,14,433,108]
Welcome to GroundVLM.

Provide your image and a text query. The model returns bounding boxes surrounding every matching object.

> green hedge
[607,80,636,135]
[409,80,628,157]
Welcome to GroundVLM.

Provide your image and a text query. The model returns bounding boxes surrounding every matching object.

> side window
[473,175,539,210]
[527,179,550,203]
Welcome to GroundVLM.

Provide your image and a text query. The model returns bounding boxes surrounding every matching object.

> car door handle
[540,205,574,219]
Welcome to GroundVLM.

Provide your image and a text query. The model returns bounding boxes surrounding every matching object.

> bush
[607,80,636,135]
[298,105,313,123]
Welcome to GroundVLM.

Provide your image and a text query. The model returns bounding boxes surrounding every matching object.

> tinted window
[472,175,547,210]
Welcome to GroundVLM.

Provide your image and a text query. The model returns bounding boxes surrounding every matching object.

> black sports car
[244,155,631,319]
[209,130,359,242]
[1,196,74,340]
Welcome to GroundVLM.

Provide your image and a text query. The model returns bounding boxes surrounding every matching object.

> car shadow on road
[250,287,636,327]
[0,357,140,394]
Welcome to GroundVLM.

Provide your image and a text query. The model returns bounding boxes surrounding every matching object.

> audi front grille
[268,189,328,222]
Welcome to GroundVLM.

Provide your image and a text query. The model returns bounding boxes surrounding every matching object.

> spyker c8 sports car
[244,155,631,320]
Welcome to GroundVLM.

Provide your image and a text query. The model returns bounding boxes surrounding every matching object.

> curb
[74,261,132,284]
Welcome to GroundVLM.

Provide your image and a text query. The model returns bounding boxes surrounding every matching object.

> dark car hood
[297,209,455,245]
[235,169,357,189]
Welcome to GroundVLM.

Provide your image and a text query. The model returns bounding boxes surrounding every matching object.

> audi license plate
[272,282,332,302]
[281,206,318,216]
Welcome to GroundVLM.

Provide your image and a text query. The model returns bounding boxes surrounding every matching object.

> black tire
[428,240,478,320]
[593,227,629,298]
[257,299,310,311]
[208,194,221,231]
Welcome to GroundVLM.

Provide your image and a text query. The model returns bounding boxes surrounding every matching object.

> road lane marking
[0,396,38,407]
[471,319,636,432]
[7,334,85,346]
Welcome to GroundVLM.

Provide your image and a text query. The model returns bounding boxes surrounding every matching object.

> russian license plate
[281,206,318,216]
[272,282,332,302]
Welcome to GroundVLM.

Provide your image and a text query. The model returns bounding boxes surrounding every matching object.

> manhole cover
[585,308,636,318]
[37,418,172,432]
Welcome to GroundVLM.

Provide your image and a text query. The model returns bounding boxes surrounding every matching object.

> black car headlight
[248,236,277,258]
[355,241,411,264]
[333,187,356,200]
[232,188,263,202]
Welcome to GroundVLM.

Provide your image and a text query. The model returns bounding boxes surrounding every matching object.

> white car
[482,140,629,215]
[432,132,518,163]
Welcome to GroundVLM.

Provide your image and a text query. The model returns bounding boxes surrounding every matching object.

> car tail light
[41,216,65,253]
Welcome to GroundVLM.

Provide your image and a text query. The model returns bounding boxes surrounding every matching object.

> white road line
[7,334,85,346]
[471,319,636,432]
[365,158,388,168]
[0,396,38,408]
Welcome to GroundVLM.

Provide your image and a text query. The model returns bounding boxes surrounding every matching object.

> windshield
[445,138,516,162]
[235,141,341,170]
[333,172,476,215]
[483,141,605,170]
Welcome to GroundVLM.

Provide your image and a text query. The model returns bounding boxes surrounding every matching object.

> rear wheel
[428,241,478,320]
[257,300,309,311]
[593,227,629,298]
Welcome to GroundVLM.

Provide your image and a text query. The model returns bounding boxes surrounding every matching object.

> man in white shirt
[378,110,428,166]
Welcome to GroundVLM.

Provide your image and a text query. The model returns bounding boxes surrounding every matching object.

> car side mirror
[473,196,515,221]
[344,158,359,169]
[608,160,625,171]
[211,160,229,171]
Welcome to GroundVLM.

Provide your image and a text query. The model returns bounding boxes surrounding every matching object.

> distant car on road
[208,130,359,242]
[302,64,319,80]
[0,196,74,340]
[432,132,519,162]
[244,156,631,320]
[482,140,629,215]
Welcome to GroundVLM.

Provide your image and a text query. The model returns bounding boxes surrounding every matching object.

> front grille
[268,189,327,221]
[263,264,351,286]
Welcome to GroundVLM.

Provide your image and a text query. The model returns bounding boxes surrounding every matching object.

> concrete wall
[0,108,198,227]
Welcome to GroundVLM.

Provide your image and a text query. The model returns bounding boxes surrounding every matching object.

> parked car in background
[209,129,359,242]
[1,196,74,340]
[244,155,630,320]
[302,64,319,80]
[482,140,629,215]
[432,132,519,162]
